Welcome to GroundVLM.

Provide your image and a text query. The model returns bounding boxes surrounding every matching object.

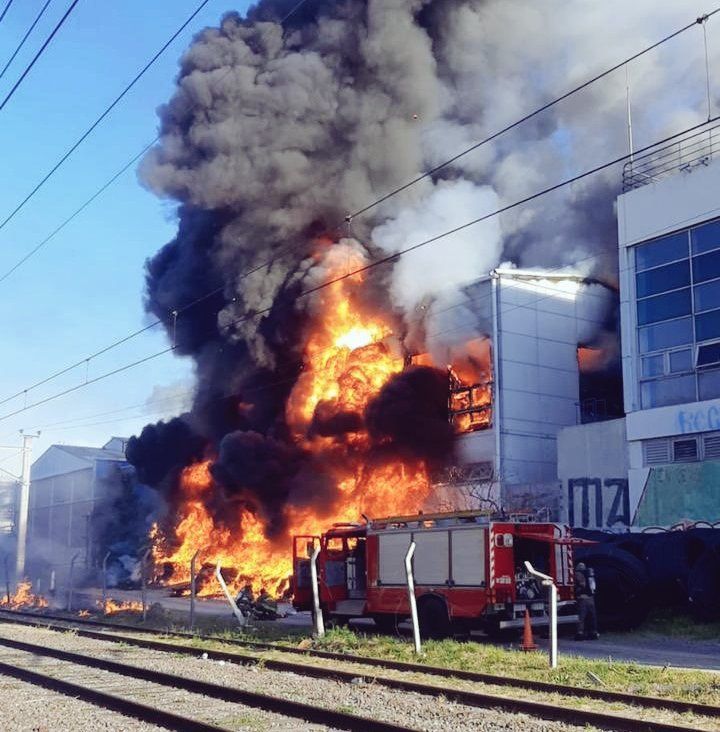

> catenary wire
[130,8,720,319]
[0,0,81,113]
[0,0,15,27]
[0,116,713,425]
[0,140,154,284]
[0,6,711,417]
[344,8,720,221]
[0,5,715,289]
[0,0,325,405]
[27,191,711,437]
[0,0,213,235]
[0,0,54,83]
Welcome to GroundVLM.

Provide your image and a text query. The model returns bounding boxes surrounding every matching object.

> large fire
[152,244,433,595]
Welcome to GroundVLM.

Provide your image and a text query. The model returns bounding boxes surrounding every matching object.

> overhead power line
[0,0,54,83]
[0,0,213,235]
[0,0,15,28]
[0,5,711,417]
[0,0,82,114]
[0,115,714,425]
[0,140,154,284]
[345,7,720,222]
[2,5,715,288]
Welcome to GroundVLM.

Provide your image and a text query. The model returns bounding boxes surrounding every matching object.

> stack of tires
[573,526,720,628]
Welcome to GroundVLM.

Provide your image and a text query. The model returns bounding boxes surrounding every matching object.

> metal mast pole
[15,432,37,581]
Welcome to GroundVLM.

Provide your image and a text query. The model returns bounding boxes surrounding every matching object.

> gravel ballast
[0,623,592,731]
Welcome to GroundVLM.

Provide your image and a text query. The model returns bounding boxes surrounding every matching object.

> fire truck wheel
[417,595,451,639]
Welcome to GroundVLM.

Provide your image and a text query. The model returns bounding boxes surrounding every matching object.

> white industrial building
[441,267,614,517]
[559,123,720,528]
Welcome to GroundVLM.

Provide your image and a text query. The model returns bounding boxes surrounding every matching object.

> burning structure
[121,0,666,594]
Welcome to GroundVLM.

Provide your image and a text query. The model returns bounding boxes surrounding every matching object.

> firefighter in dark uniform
[574,562,599,640]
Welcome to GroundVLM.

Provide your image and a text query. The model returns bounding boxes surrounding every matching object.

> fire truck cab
[292,510,580,637]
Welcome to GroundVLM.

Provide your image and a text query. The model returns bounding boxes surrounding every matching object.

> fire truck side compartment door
[451,527,486,586]
[413,531,449,585]
[378,532,412,585]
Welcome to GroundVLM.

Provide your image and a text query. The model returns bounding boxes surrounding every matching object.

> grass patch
[307,627,720,704]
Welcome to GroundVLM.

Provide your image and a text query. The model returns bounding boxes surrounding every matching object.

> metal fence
[622,122,720,191]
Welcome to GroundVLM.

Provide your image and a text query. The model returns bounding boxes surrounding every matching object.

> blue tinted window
[697,342,720,367]
[669,349,692,372]
[694,279,720,312]
[642,354,664,376]
[693,249,720,283]
[691,219,720,255]
[636,260,689,298]
[696,309,720,342]
[637,288,691,325]
[699,369,720,400]
[639,317,692,353]
[635,232,688,271]
[641,374,695,408]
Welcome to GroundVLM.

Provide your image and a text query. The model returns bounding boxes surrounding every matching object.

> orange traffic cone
[520,609,537,652]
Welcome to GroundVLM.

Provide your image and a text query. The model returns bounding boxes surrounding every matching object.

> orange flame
[0,578,48,609]
[100,598,143,614]
[152,243,432,595]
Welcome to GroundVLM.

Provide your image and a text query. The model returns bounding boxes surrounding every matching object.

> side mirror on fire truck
[306,541,314,557]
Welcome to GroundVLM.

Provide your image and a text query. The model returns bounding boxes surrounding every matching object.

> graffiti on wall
[567,478,630,528]
[677,405,720,434]
[635,461,720,525]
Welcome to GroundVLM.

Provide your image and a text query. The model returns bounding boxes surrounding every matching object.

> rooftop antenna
[625,63,634,165]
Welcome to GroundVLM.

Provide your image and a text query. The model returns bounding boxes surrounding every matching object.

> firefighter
[574,562,599,640]
[234,583,254,613]
[255,588,279,619]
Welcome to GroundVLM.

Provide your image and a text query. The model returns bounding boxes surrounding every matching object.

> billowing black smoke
[366,366,453,462]
[126,0,707,547]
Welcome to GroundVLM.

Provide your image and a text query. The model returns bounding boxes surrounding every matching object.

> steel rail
[1,608,718,718]
[0,611,716,731]
[0,659,228,732]
[0,634,412,732]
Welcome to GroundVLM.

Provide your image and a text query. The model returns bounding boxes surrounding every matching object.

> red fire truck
[292,510,581,637]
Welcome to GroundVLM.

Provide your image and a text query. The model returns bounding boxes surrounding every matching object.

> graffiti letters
[677,405,720,434]
[567,478,630,528]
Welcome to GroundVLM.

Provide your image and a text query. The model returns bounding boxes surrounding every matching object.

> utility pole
[15,431,39,581]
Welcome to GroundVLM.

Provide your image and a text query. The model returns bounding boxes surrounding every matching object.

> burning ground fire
[150,244,491,597]
[0,578,48,610]
[99,598,143,614]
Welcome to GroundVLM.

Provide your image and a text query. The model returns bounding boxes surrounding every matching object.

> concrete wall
[557,419,629,529]
[495,272,611,486]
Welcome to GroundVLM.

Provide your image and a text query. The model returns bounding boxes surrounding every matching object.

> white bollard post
[524,561,557,669]
[214,562,246,628]
[405,542,421,655]
[548,581,558,669]
[310,545,325,638]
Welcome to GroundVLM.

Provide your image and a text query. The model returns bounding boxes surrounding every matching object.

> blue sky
[0,0,251,476]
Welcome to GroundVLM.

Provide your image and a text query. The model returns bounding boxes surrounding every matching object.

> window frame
[634,217,720,409]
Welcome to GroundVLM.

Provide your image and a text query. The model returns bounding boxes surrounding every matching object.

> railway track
[0,608,717,731]
[0,629,412,732]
